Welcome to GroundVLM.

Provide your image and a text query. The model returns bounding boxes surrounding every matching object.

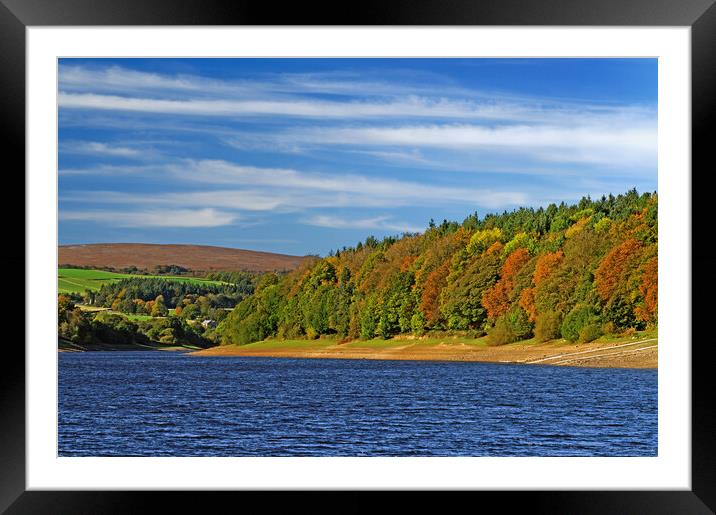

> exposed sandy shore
[190,336,657,369]
[58,340,197,352]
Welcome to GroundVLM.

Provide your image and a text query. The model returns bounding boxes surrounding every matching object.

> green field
[58,267,226,294]
[119,312,155,321]
[76,304,163,321]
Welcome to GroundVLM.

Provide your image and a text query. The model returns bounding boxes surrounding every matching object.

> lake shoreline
[58,339,199,352]
[189,336,658,369]
[58,335,658,369]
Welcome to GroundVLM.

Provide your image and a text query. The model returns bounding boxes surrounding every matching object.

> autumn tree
[151,295,168,317]
[419,260,450,326]
[635,256,657,325]
[467,228,503,255]
[440,251,501,331]
[533,250,564,285]
[482,248,531,319]
[595,238,644,328]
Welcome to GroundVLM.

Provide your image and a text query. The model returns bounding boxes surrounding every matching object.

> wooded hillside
[218,190,658,346]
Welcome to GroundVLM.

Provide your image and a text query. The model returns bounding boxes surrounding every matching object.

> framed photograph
[4,0,715,512]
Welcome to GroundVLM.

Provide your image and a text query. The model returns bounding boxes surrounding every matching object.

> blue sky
[58,58,657,256]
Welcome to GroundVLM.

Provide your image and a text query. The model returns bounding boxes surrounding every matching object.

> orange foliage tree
[595,238,643,302]
[519,287,537,322]
[482,248,531,319]
[400,255,416,272]
[486,241,504,255]
[533,250,564,285]
[502,248,531,278]
[419,260,451,325]
[517,250,564,322]
[482,280,511,319]
[635,256,657,324]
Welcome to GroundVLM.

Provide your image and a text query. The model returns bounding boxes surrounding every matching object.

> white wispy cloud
[58,65,657,172]
[60,141,142,158]
[277,122,656,168]
[60,208,237,228]
[159,160,528,207]
[302,215,423,233]
[61,189,287,212]
[57,62,657,246]
[165,159,531,208]
[59,158,532,212]
[59,163,166,176]
[59,65,249,97]
[58,92,559,121]
[59,65,651,115]
[58,65,470,99]
[345,149,433,166]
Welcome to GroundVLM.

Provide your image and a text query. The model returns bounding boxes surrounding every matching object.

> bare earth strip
[524,338,657,364]
[550,345,657,366]
[191,337,658,369]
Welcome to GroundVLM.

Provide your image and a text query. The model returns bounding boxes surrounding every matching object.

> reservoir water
[58,351,657,457]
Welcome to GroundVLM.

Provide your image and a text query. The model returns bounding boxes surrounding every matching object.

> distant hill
[58,243,307,273]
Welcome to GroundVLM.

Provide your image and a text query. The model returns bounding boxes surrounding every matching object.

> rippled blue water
[58,352,657,456]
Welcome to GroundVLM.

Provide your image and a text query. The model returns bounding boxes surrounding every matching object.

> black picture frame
[2,0,714,512]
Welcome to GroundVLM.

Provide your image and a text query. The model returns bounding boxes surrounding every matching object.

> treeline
[204,270,260,289]
[85,277,256,318]
[60,263,261,278]
[218,189,657,346]
[60,263,192,276]
[58,296,213,347]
